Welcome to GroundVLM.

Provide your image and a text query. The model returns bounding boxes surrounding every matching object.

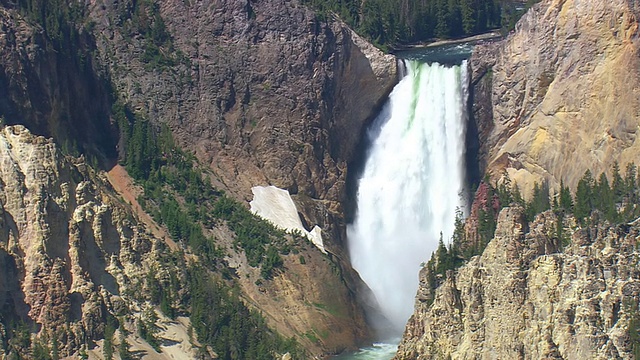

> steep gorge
[88,0,400,352]
[6,0,640,357]
[0,0,400,357]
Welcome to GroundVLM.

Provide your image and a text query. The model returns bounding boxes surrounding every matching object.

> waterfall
[347,59,469,335]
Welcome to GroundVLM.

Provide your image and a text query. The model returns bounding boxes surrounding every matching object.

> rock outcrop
[0,125,197,358]
[86,1,397,351]
[471,0,640,196]
[408,2,640,357]
[0,124,375,358]
[396,206,640,359]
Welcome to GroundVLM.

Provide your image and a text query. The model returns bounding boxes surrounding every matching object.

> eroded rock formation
[400,3,640,352]
[396,206,640,359]
[0,0,399,355]
[471,0,640,196]
[0,125,186,357]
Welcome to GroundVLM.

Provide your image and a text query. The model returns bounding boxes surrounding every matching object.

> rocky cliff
[86,0,397,352]
[0,125,199,358]
[89,0,396,210]
[395,206,640,359]
[0,4,117,163]
[471,0,640,195]
[397,2,640,357]
[0,0,399,356]
[0,124,366,358]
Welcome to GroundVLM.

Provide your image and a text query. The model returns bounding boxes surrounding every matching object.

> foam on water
[347,60,469,334]
[334,342,399,360]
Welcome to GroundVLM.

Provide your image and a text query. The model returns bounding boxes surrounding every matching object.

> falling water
[347,59,469,336]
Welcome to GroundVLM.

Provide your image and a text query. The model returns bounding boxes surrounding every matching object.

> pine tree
[526,181,550,221]
[452,207,466,250]
[574,170,595,223]
[435,233,450,275]
[596,172,617,222]
[512,183,525,206]
[478,207,496,247]
[612,162,625,203]
[625,163,637,201]
[460,0,476,34]
[119,336,133,360]
[559,179,573,211]
[496,174,513,208]
[32,339,52,360]
[434,0,451,38]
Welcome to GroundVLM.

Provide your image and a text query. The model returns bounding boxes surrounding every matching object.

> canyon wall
[0,5,117,162]
[471,0,640,196]
[89,0,396,220]
[396,206,640,359]
[0,0,400,356]
[396,1,640,358]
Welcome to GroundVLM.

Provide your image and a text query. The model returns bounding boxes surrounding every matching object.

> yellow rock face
[395,206,640,359]
[483,0,640,196]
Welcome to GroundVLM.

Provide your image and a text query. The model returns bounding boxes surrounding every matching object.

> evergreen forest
[302,0,539,48]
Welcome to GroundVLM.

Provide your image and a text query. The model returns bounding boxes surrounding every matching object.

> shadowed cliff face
[0,6,117,164]
[471,0,640,196]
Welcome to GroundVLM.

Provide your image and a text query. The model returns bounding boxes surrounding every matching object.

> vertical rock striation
[0,6,117,162]
[471,0,640,195]
[89,0,397,209]
[396,206,640,359]
[0,125,184,357]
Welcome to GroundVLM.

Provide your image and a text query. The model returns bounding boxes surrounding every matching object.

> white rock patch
[250,185,326,254]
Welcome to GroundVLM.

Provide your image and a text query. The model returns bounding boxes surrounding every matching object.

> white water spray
[347,60,469,335]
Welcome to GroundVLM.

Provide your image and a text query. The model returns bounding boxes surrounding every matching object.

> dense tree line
[570,163,640,224]
[302,0,504,47]
[15,0,91,57]
[428,162,640,281]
